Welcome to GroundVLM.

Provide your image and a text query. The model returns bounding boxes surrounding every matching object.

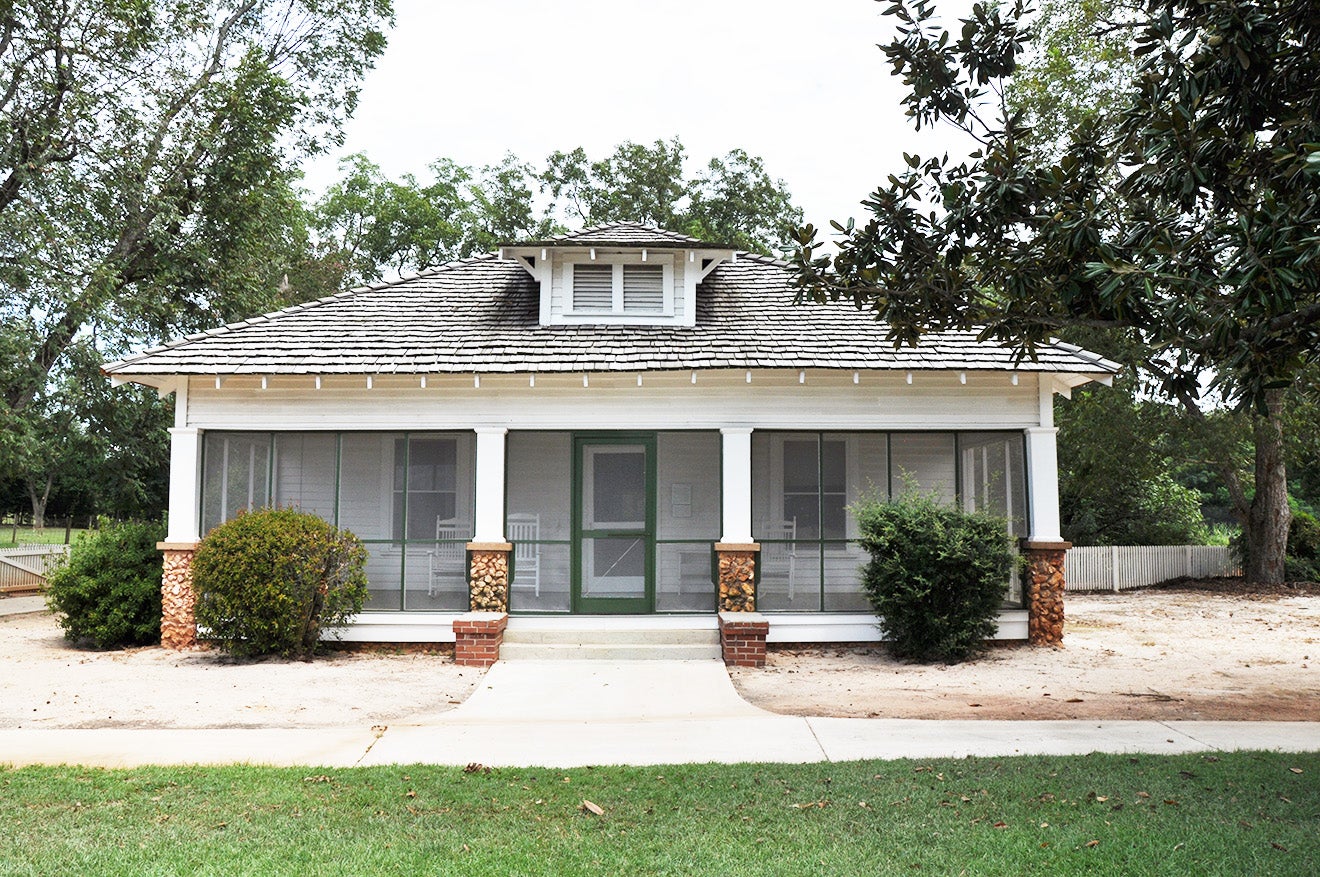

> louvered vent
[622,265,664,312]
[572,264,614,310]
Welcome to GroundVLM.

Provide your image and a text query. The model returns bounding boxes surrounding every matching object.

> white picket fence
[0,545,70,594]
[1066,545,1239,592]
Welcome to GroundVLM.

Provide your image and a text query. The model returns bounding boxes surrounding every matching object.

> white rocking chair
[507,512,541,597]
[427,518,465,597]
[760,518,798,600]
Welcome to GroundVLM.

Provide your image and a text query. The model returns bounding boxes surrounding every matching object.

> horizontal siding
[186,374,1042,431]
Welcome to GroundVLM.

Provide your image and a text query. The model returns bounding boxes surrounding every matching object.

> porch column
[468,427,512,613]
[1025,426,1062,543]
[716,428,760,615]
[159,426,202,650]
[720,428,753,544]
[473,428,508,543]
[1024,424,1067,646]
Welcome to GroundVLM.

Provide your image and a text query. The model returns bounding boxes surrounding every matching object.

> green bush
[45,520,165,649]
[192,508,368,660]
[854,493,1019,663]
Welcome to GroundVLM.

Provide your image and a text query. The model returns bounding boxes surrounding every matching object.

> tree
[1,0,391,521]
[0,0,393,417]
[539,139,804,255]
[790,0,1320,583]
[307,139,806,284]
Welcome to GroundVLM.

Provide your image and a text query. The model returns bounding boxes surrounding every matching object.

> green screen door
[574,435,655,613]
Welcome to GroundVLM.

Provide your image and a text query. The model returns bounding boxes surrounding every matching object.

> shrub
[854,493,1019,663]
[45,520,165,649]
[192,508,368,660]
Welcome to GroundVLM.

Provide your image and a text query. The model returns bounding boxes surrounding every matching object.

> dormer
[499,223,736,327]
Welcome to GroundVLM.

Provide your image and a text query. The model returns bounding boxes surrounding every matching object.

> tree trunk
[1244,390,1291,584]
[26,473,53,531]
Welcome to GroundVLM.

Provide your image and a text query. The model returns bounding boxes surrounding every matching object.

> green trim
[333,434,342,528]
[572,432,657,614]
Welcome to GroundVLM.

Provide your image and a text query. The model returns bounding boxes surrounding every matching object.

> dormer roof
[503,222,730,249]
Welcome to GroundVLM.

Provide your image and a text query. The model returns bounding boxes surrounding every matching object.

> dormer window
[566,255,673,317]
[498,225,736,327]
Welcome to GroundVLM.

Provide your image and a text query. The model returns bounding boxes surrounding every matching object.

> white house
[104,223,1116,665]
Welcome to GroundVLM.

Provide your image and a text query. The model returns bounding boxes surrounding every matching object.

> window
[568,260,671,315]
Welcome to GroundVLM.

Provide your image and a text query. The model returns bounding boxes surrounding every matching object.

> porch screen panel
[200,432,271,533]
[960,432,1027,606]
[337,434,402,609]
[337,434,397,540]
[889,433,957,503]
[272,433,336,521]
[959,432,1027,535]
[656,431,720,612]
[752,432,815,611]
[753,432,889,612]
[506,431,571,612]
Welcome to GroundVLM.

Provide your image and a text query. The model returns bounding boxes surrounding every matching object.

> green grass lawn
[1,752,1315,876]
[0,526,86,549]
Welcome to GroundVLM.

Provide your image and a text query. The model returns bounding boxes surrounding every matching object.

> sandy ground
[2,582,1317,728]
[731,582,1320,721]
[0,614,481,730]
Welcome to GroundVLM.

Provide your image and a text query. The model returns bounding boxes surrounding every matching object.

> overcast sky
[301,0,979,232]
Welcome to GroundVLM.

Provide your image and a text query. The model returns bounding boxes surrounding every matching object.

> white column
[1025,427,1063,542]
[720,428,754,544]
[165,427,202,543]
[473,427,508,543]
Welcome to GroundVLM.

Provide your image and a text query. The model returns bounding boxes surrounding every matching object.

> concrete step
[503,627,719,646]
[498,642,723,661]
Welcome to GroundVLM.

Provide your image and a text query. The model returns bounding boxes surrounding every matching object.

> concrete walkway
[2,658,1317,769]
[0,595,47,616]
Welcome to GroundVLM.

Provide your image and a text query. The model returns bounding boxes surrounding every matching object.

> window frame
[562,252,675,320]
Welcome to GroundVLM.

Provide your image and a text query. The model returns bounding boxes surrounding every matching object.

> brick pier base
[1021,540,1071,646]
[718,611,769,667]
[158,542,199,649]
[453,611,509,667]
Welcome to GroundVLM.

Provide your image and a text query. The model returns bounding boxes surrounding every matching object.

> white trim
[720,428,754,544]
[473,428,508,543]
[1025,427,1063,541]
[562,253,675,320]
[165,427,202,543]
[332,610,1030,642]
[764,610,1028,643]
[332,613,460,642]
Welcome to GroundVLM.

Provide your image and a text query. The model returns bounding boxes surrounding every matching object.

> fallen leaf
[464,763,490,775]
[993,821,1008,829]
[1136,791,1151,799]
[1065,698,1084,703]
[968,703,982,708]
[1288,767,1303,775]
[1084,840,1099,848]
[1270,842,1288,852]
[581,799,604,816]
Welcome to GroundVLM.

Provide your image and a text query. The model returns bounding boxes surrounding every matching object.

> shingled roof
[506,222,718,249]
[103,227,1120,379]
